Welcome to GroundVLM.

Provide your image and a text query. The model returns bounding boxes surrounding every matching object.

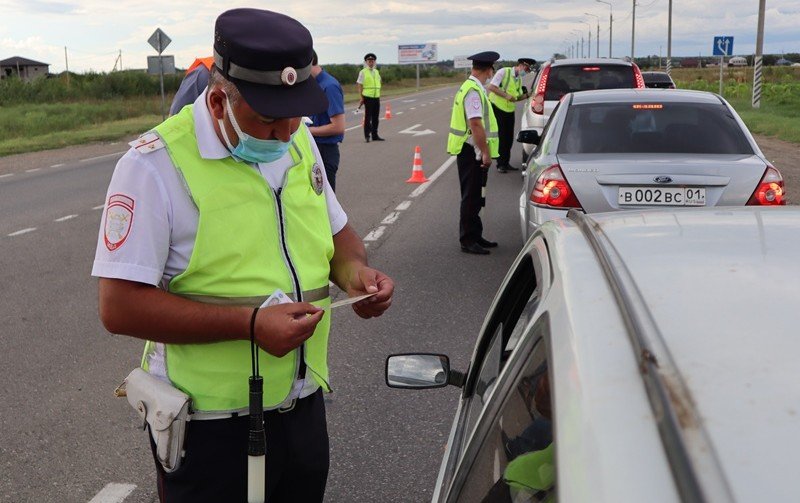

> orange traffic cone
[384,103,393,120]
[406,146,429,183]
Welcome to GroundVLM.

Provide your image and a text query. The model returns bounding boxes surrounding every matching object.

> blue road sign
[713,36,734,56]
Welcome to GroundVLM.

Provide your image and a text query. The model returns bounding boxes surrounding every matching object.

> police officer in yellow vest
[357,53,385,142]
[92,9,394,502]
[447,51,501,255]
[486,58,536,173]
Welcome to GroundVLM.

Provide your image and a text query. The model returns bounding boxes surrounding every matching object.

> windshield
[558,102,755,154]
[544,65,635,100]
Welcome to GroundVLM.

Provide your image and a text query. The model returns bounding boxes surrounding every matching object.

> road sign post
[148,28,172,120]
[713,36,734,97]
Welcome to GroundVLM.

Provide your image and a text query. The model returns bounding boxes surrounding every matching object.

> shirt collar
[193,88,235,160]
[468,75,489,96]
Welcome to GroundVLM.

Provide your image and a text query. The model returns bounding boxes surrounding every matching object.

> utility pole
[631,0,637,61]
[586,13,601,58]
[752,0,766,108]
[596,0,613,58]
[666,0,673,75]
[64,46,70,87]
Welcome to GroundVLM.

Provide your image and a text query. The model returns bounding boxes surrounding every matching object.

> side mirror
[517,130,540,145]
[385,354,464,389]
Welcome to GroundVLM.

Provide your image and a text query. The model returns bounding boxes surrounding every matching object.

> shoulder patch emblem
[311,163,324,196]
[104,194,135,251]
[129,132,165,154]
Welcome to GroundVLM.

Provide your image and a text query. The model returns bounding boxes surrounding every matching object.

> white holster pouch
[123,368,191,473]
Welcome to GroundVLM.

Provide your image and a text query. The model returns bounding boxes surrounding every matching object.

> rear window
[544,65,635,100]
[643,72,672,84]
[558,102,755,154]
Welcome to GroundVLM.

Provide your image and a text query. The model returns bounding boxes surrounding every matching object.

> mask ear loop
[217,93,241,152]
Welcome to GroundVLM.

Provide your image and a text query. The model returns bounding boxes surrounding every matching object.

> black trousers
[457,143,488,245]
[151,389,329,503]
[363,96,380,139]
[492,105,516,168]
[316,142,340,192]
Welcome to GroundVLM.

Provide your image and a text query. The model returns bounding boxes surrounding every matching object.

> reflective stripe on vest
[447,78,500,157]
[143,106,334,412]
[361,68,381,98]
[489,67,522,113]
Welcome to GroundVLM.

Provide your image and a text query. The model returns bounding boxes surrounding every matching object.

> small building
[729,56,748,67]
[0,56,50,82]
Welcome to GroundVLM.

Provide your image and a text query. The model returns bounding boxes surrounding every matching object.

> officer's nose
[271,119,296,143]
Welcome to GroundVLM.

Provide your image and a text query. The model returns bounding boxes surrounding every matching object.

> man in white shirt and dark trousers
[487,58,535,173]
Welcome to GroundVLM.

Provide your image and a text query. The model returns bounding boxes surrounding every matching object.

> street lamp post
[666,0,673,74]
[631,0,637,62]
[596,0,613,58]
[582,21,592,58]
[586,13,601,58]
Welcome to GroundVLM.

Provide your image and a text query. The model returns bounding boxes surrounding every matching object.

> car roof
[548,207,800,501]
[547,57,632,68]
[570,88,722,104]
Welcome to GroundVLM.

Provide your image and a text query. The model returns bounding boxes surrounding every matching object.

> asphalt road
[0,86,528,503]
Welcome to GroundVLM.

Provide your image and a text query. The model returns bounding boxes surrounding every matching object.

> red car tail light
[747,166,786,206]
[632,64,645,88]
[531,65,551,115]
[530,164,582,208]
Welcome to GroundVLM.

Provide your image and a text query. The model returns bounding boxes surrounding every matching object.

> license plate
[618,187,706,206]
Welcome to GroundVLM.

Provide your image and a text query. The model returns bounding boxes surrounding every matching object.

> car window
[545,64,634,100]
[531,101,563,158]
[453,318,554,503]
[463,254,541,441]
[558,102,754,154]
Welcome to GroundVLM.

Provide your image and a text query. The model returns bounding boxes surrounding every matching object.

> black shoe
[497,165,507,173]
[372,136,385,141]
[477,237,498,248]
[505,165,519,171]
[461,243,490,255]
[365,137,370,143]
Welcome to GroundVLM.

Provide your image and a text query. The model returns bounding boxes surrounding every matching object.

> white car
[518,58,645,163]
[387,207,800,502]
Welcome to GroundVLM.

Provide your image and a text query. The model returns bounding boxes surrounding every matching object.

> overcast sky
[1,1,798,73]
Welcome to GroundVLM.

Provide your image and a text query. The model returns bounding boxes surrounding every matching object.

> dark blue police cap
[213,8,328,118]
[467,51,500,65]
[518,58,536,67]
[364,53,377,61]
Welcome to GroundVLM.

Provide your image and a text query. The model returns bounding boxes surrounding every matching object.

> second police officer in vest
[92,9,394,502]
[447,51,500,255]
[486,57,536,173]
[357,52,385,142]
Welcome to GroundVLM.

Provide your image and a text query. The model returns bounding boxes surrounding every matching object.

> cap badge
[311,163,324,195]
[281,67,298,86]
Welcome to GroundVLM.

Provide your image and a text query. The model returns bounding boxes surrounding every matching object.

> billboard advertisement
[398,43,438,64]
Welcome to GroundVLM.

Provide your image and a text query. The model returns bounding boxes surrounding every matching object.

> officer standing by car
[357,53,385,142]
[447,51,500,255]
[92,8,394,502]
[487,58,535,173]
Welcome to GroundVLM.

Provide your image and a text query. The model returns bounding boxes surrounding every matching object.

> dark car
[641,71,676,89]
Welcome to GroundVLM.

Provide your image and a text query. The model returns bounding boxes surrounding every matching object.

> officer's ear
[207,88,227,121]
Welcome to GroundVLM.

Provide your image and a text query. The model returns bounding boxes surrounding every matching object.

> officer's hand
[359,97,365,106]
[253,303,323,357]
[347,267,394,319]
[481,151,492,169]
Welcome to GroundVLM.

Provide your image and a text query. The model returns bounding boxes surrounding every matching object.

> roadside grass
[672,67,800,145]
[0,76,464,157]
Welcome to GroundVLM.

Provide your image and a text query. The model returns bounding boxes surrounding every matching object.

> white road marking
[80,151,126,163]
[51,163,64,168]
[26,168,41,172]
[410,107,416,110]
[399,124,435,137]
[345,124,362,132]
[55,214,78,222]
[410,156,456,198]
[381,212,400,225]
[87,483,136,503]
[8,228,37,237]
[395,200,412,211]
[0,173,13,179]
[396,111,404,115]
[363,226,386,241]
[93,204,105,210]
[420,103,427,107]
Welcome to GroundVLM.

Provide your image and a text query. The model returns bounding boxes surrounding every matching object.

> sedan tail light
[531,65,551,115]
[747,166,786,205]
[530,164,582,208]
[632,64,645,89]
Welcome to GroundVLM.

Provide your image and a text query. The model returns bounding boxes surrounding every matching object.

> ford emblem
[654,176,673,184]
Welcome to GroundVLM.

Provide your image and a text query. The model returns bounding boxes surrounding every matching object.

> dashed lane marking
[381,212,400,225]
[395,200,412,211]
[363,226,386,241]
[51,163,64,168]
[80,151,127,163]
[55,214,78,222]
[8,228,37,237]
[26,168,41,173]
[87,483,136,503]
[93,204,105,210]
[0,173,13,179]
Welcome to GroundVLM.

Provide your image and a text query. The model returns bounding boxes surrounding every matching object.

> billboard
[398,43,438,64]
[453,55,471,69]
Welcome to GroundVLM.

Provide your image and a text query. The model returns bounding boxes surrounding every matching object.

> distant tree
[552,53,566,60]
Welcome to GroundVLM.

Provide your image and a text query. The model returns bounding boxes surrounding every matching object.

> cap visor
[233,76,329,119]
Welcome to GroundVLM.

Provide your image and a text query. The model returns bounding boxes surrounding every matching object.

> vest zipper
[272,187,307,381]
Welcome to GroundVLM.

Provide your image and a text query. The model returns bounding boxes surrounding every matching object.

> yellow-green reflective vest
[142,105,335,412]
[360,68,381,98]
[504,443,555,502]
[488,67,523,113]
[447,78,499,157]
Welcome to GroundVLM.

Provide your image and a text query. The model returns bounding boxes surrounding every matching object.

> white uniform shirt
[464,75,491,156]
[91,89,347,405]
[489,67,517,89]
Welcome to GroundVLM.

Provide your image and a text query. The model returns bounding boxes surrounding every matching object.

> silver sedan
[518,89,786,242]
